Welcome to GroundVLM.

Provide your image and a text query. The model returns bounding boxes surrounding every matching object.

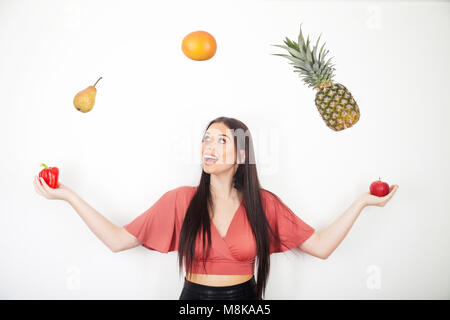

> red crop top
[123,186,315,275]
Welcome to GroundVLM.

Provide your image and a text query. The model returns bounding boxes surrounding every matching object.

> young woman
[33,116,399,300]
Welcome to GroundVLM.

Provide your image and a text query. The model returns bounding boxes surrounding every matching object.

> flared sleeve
[123,188,179,253]
[263,191,315,254]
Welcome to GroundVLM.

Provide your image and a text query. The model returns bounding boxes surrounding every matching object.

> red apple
[370,178,390,197]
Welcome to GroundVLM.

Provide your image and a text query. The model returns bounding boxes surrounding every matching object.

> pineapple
[271,23,360,131]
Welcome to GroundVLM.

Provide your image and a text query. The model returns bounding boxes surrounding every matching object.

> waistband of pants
[183,276,256,293]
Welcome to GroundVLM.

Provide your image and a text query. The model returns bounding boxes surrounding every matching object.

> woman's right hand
[358,184,399,208]
[33,176,75,202]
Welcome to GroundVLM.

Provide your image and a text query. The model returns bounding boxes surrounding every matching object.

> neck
[209,171,239,201]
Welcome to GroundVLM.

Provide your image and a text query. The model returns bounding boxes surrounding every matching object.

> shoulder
[164,185,197,204]
[164,185,196,195]
[259,188,293,219]
[177,185,197,197]
[259,188,279,204]
[259,188,281,211]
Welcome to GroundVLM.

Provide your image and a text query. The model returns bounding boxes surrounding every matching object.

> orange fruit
[181,31,217,61]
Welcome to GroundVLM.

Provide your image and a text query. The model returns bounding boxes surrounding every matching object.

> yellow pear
[73,77,102,113]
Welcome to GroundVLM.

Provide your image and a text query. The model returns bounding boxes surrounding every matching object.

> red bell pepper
[39,163,59,189]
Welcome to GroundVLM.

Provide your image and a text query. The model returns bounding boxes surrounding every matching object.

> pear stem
[93,77,102,88]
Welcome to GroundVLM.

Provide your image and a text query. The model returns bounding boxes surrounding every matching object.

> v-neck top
[123,186,315,275]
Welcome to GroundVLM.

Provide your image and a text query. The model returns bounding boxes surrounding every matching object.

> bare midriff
[186,273,254,287]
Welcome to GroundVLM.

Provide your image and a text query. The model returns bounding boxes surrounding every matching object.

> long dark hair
[177,116,286,300]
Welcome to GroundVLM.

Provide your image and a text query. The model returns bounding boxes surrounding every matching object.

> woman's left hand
[359,185,399,208]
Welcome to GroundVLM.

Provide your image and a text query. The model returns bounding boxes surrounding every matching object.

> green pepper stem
[41,163,49,169]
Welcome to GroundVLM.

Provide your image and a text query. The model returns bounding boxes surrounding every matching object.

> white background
[1,0,449,299]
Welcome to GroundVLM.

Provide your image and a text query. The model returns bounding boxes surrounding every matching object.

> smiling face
[201,122,243,175]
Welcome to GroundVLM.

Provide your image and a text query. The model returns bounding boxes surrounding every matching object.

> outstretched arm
[299,185,399,259]
[299,198,365,259]
[67,192,141,252]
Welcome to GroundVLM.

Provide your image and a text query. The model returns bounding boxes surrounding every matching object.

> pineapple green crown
[271,23,336,89]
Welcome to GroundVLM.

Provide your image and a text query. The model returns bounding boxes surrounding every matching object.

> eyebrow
[205,131,231,140]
